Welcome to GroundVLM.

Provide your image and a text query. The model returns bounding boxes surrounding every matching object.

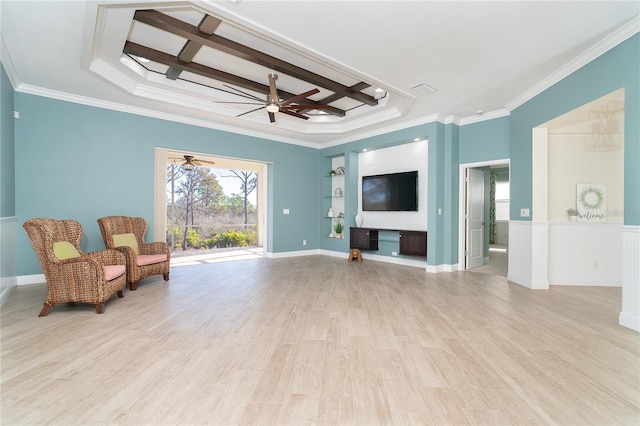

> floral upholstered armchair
[23,218,127,316]
[97,216,170,290]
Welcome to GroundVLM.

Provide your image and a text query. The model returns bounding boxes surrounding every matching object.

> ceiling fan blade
[283,104,333,111]
[268,111,276,123]
[268,74,279,104]
[236,106,266,118]
[222,84,265,102]
[168,155,216,167]
[279,109,310,120]
[212,101,265,105]
[281,89,320,106]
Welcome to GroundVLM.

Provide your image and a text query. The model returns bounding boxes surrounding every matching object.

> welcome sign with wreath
[577,184,606,222]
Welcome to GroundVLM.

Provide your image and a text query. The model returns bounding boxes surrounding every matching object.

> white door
[465,168,485,269]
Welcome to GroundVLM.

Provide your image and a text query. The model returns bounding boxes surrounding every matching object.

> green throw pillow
[113,233,139,255]
[52,241,81,260]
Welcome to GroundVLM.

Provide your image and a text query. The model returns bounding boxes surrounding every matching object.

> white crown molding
[459,109,511,126]
[13,78,513,150]
[321,113,446,148]
[506,14,640,112]
[15,84,320,148]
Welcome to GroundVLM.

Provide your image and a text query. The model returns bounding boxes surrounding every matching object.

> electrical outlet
[520,208,530,217]
[303,240,307,246]
[283,208,290,215]
[392,251,398,256]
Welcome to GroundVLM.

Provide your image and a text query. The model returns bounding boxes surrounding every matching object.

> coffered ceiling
[1,1,638,147]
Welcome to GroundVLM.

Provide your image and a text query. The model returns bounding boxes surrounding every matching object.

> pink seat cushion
[136,254,168,267]
[104,264,126,281]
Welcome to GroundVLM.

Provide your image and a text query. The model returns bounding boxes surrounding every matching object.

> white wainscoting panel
[531,222,550,289]
[0,217,17,306]
[620,226,640,332]
[508,221,533,288]
[548,222,621,286]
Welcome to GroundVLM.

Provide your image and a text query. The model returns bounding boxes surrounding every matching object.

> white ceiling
[1,1,638,147]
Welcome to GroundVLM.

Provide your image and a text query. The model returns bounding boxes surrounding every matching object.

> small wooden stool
[348,248,362,263]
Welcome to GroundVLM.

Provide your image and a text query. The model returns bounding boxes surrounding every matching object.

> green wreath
[579,186,604,210]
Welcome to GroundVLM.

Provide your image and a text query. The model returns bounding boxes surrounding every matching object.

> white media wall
[356,140,428,230]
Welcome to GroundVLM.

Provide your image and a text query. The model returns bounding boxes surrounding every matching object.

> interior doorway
[154,148,269,264]
[459,159,510,275]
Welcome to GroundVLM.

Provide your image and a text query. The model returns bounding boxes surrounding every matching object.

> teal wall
[510,34,640,225]
[442,123,460,264]
[1,63,15,217]
[14,94,319,275]
[427,122,446,265]
[459,116,510,164]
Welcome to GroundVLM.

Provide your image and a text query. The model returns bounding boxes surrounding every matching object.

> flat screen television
[362,171,418,211]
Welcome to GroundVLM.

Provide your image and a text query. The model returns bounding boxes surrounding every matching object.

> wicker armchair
[23,218,127,316]
[97,216,170,291]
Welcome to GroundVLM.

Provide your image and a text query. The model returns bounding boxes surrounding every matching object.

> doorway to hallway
[459,159,510,275]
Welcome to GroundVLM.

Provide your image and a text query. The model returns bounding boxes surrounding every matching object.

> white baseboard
[269,249,432,270]
[426,263,460,273]
[17,274,46,285]
[267,249,321,259]
[507,272,549,290]
[619,312,640,332]
[549,275,621,287]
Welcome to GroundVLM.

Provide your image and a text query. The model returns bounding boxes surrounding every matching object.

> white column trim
[620,226,640,332]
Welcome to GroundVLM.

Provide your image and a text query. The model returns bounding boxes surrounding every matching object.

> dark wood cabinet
[350,228,378,250]
[399,231,427,257]
[350,227,427,257]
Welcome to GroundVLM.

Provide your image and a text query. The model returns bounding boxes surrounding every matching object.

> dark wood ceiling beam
[133,10,378,106]
[166,15,222,80]
[126,41,271,92]
[318,82,371,105]
[198,15,222,34]
[124,41,346,117]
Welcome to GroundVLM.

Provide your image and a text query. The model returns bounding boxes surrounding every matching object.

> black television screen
[362,171,418,211]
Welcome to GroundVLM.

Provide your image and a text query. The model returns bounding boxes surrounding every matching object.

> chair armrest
[140,242,171,256]
[85,249,125,266]
[50,255,104,283]
[112,246,138,265]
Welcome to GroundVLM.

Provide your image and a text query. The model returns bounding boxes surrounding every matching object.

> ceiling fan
[169,155,216,171]
[215,74,333,123]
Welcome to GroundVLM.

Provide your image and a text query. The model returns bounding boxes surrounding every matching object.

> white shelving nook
[325,156,346,239]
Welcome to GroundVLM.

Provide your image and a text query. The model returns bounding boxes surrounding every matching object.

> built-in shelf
[324,157,346,239]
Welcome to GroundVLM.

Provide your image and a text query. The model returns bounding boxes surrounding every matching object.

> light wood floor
[1,256,638,425]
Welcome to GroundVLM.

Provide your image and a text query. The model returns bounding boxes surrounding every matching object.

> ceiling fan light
[182,155,196,170]
[266,103,279,113]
